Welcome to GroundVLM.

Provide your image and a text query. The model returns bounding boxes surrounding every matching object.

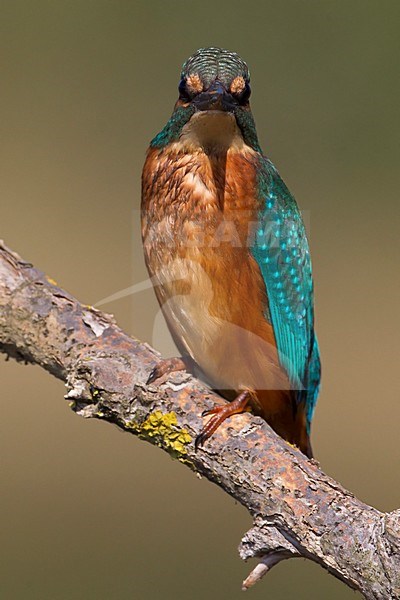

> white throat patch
[178,111,246,153]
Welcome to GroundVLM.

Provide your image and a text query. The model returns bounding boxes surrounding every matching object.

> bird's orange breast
[142,137,292,412]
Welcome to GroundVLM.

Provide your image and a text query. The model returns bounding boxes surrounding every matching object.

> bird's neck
[142,112,261,225]
[150,106,261,153]
[145,111,260,214]
[172,111,248,155]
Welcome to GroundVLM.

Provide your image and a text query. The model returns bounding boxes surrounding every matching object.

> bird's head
[151,47,261,152]
[178,47,250,113]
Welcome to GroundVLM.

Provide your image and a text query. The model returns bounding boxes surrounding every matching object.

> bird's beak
[192,80,237,112]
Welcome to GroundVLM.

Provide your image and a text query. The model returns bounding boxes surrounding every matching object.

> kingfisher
[141,47,321,458]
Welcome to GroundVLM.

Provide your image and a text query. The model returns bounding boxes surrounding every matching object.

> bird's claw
[195,412,226,452]
[201,406,220,417]
[195,391,251,452]
[145,356,188,385]
[146,367,159,385]
[194,432,207,451]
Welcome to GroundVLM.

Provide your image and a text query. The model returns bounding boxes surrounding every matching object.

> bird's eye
[178,78,192,102]
[238,82,251,104]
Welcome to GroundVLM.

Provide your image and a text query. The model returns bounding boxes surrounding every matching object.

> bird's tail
[256,390,313,459]
[293,399,313,458]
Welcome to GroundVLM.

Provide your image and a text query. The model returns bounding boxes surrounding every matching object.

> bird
[141,47,321,458]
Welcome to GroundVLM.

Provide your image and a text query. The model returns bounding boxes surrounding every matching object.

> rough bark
[0,240,399,599]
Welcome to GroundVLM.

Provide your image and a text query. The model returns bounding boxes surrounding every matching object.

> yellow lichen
[140,410,192,456]
[124,420,141,433]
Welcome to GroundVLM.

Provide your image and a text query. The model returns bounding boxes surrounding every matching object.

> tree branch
[0,240,399,599]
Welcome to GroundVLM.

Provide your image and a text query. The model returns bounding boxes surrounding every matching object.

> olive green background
[1,2,399,599]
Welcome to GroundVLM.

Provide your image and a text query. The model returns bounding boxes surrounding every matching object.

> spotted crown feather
[181,47,250,88]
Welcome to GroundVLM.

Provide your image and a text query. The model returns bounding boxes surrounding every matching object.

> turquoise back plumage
[251,158,321,431]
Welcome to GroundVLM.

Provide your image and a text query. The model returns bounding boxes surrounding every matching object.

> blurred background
[1,1,400,598]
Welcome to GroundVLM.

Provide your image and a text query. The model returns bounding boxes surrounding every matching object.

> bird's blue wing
[250,158,320,430]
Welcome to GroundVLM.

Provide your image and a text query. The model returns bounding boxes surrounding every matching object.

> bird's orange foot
[146,356,190,385]
[195,390,251,451]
